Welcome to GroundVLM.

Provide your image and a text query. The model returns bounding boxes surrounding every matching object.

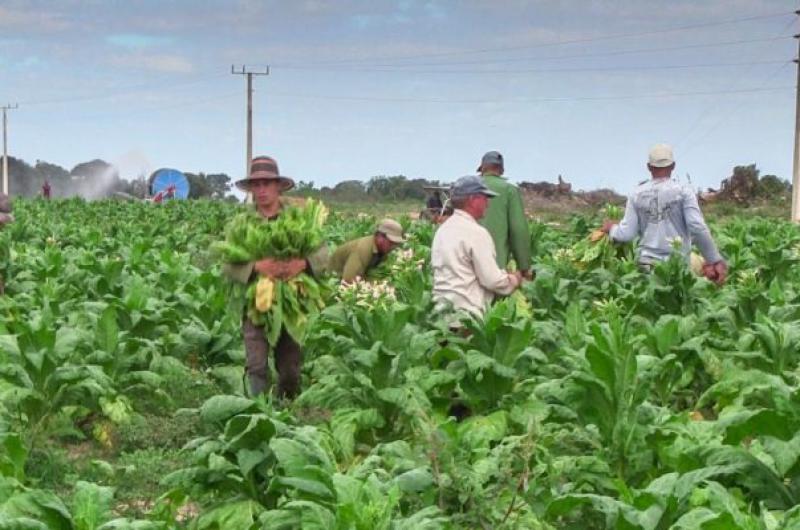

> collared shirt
[609,178,723,265]
[479,173,532,271]
[432,209,517,318]
[329,235,383,282]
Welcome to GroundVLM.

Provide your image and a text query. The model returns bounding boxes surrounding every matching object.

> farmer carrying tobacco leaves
[600,144,727,284]
[216,156,328,399]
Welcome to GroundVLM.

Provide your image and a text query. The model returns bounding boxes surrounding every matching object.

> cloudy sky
[0,0,797,193]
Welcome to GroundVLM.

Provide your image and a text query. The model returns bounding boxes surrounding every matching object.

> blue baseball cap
[450,175,498,199]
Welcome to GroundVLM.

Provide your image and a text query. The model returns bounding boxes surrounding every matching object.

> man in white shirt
[432,175,522,321]
[601,144,727,284]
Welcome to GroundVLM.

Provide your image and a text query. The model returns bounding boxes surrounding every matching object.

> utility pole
[231,65,269,184]
[1,103,18,196]
[792,12,800,222]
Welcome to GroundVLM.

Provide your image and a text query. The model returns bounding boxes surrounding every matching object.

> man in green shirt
[477,151,533,279]
[330,218,406,282]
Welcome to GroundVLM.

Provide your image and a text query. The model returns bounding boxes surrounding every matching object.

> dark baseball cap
[450,175,498,199]
[477,150,504,171]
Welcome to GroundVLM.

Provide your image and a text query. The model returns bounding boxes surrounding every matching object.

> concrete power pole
[232,65,269,202]
[792,13,800,222]
[1,104,18,196]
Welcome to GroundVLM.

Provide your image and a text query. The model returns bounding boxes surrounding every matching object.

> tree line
[3,156,790,205]
[289,175,444,202]
[3,157,235,200]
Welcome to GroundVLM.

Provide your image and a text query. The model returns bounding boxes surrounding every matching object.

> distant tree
[332,180,366,201]
[129,176,149,199]
[757,174,790,199]
[287,180,319,198]
[70,159,116,179]
[205,173,232,199]
[7,157,36,197]
[70,159,121,199]
[367,175,438,201]
[185,172,212,198]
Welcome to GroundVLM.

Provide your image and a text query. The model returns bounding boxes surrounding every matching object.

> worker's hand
[600,219,617,234]
[0,213,13,224]
[703,260,728,286]
[508,271,523,289]
[282,258,307,279]
[254,258,288,279]
[255,258,307,279]
[521,269,536,281]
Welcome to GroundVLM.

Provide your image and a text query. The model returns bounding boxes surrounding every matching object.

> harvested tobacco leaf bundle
[214,199,330,345]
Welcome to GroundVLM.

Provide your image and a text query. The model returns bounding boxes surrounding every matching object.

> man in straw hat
[223,155,327,398]
[432,175,523,321]
[330,218,406,282]
[600,144,727,284]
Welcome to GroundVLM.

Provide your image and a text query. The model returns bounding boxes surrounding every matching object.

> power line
[274,11,794,67]
[276,36,794,70]
[17,72,229,106]
[678,15,798,154]
[267,85,793,105]
[273,59,788,76]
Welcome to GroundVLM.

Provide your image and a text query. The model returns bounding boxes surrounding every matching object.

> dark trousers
[242,316,302,399]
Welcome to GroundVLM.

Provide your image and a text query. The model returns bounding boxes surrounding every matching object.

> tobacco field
[2,198,800,529]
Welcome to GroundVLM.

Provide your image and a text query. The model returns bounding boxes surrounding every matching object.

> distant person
[427,190,443,211]
[477,151,533,279]
[221,156,327,398]
[42,180,51,200]
[330,219,406,282]
[432,176,522,321]
[0,192,14,294]
[600,144,727,284]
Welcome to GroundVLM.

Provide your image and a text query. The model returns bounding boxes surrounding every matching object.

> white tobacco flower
[554,248,574,261]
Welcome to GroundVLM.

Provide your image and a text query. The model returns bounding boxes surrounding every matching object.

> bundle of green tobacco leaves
[213,199,330,345]
[572,203,629,269]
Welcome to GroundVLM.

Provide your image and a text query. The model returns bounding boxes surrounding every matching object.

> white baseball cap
[648,144,674,168]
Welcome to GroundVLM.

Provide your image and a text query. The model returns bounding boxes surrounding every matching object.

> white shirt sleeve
[681,187,723,263]
[469,230,516,295]
[609,195,639,242]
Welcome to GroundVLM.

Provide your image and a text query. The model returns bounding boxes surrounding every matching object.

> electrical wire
[273,11,794,67]
[275,36,794,70]
[677,15,798,153]
[272,60,788,76]
[267,85,793,105]
[17,72,229,106]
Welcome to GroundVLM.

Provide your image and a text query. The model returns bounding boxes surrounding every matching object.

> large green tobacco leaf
[0,489,73,530]
[199,395,258,425]
[71,481,114,530]
[194,500,262,530]
[0,433,26,482]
